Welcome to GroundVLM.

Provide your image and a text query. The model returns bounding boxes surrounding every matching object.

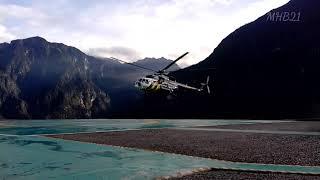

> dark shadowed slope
[171,0,320,118]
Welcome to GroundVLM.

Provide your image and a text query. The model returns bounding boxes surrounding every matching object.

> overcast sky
[0,0,289,67]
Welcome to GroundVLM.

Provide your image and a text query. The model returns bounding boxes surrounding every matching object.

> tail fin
[201,76,210,94]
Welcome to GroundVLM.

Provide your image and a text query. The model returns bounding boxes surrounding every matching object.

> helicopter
[110,52,211,94]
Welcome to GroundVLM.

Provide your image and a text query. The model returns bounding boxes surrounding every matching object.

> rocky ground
[47,129,320,166]
[209,121,320,132]
[47,121,320,179]
[169,169,320,180]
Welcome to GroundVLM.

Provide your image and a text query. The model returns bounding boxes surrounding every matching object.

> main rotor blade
[181,67,217,71]
[160,52,189,72]
[110,57,158,73]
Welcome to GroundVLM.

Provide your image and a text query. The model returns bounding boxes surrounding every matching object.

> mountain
[0,37,182,119]
[172,0,320,118]
[0,37,110,119]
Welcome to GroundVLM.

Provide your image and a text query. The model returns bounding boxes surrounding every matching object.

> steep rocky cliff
[0,37,110,119]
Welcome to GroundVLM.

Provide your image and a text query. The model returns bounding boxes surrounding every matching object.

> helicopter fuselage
[134,76,179,92]
[134,74,206,94]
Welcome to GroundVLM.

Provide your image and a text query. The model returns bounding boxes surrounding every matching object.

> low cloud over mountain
[87,46,142,62]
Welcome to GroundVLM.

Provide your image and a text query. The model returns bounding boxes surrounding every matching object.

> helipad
[1,119,319,180]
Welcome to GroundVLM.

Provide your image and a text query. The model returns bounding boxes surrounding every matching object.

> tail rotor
[201,76,211,94]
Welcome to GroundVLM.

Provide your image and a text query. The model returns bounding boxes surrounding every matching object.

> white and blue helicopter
[111,52,211,94]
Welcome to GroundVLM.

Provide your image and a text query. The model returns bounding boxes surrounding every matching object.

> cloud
[87,46,142,62]
[0,0,289,67]
[0,4,47,20]
[214,0,233,5]
[0,24,15,42]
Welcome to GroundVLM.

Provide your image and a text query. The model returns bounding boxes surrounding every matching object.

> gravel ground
[208,121,320,132]
[169,169,320,180]
[47,129,320,166]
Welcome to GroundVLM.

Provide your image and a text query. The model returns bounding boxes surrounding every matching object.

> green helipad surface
[0,119,266,135]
